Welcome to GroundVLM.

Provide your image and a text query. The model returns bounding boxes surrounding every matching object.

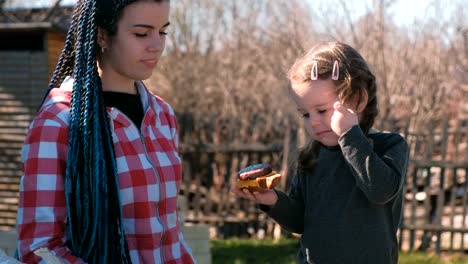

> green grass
[211,238,468,264]
[211,238,297,264]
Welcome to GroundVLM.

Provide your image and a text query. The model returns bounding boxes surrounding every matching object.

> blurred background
[0,0,467,263]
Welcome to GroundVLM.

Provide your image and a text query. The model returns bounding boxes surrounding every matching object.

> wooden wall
[46,31,65,79]
[0,51,48,230]
[0,30,64,229]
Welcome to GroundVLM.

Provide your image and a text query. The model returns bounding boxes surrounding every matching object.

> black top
[103,91,144,128]
[260,125,409,264]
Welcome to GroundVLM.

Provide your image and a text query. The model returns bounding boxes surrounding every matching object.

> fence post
[283,126,297,191]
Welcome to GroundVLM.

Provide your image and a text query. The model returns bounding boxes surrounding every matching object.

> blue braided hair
[44,0,168,263]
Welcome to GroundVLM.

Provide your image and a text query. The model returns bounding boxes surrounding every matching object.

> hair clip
[332,60,339,80]
[311,60,318,80]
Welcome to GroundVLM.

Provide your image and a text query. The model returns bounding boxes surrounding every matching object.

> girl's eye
[318,109,327,114]
[301,113,310,118]
[135,33,148,37]
[160,31,168,36]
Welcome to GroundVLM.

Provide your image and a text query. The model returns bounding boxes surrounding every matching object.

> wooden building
[0,1,71,230]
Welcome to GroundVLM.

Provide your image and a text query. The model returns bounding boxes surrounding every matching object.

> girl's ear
[345,89,368,114]
[97,27,109,51]
[355,89,368,113]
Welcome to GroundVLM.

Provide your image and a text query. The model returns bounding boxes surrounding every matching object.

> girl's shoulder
[368,129,407,154]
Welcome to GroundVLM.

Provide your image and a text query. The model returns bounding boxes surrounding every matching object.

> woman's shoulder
[143,90,177,123]
[153,94,175,115]
[136,81,175,115]
[34,87,72,126]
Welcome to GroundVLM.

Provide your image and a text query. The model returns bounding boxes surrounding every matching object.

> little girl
[235,41,409,264]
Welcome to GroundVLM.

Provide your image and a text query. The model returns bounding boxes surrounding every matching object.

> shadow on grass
[400,252,468,264]
[211,239,468,264]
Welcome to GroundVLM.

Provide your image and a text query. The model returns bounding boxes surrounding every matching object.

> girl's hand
[232,188,278,206]
[331,101,359,136]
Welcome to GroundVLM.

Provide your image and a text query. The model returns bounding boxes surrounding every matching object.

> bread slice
[236,171,281,191]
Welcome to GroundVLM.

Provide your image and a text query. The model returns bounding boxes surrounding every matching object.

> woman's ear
[97,27,109,51]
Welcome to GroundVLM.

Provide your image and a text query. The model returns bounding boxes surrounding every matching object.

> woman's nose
[147,34,164,52]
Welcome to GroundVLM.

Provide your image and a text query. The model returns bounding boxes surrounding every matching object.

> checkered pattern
[17,78,195,264]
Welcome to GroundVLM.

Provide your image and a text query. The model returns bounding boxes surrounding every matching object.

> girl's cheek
[304,126,316,138]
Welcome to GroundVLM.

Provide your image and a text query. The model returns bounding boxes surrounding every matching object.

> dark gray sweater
[261,125,409,264]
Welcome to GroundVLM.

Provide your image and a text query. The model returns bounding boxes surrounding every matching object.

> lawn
[211,239,468,264]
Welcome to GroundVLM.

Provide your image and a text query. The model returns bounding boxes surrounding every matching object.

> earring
[311,60,318,80]
[101,47,106,53]
[332,60,339,80]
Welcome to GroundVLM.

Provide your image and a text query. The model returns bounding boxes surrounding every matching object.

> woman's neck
[98,66,137,94]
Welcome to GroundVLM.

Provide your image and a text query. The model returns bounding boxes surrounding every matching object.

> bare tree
[151,0,314,145]
[142,0,467,239]
[147,0,467,147]
[312,0,466,134]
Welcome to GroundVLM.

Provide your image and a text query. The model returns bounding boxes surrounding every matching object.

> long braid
[38,2,81,109]
[67,0,92,255]
[49,0,87,89]
[38,0,132,262]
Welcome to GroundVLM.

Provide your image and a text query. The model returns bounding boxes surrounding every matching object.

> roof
[3,0,76,10]
[0,21,53,30]
[0,0,74,32]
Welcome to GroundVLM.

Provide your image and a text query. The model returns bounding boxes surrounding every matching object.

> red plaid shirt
[17,77,195,264]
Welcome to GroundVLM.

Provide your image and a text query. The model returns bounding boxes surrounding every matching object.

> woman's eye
[301,113,310,118]
[135,33,148,37]
[318,109,327,114]
[160,31,168,36]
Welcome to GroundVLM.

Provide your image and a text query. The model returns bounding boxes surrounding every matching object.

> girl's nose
[308,114,321,128]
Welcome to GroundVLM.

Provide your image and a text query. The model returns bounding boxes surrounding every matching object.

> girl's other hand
[232,188,278,207]
[331,101,359,136]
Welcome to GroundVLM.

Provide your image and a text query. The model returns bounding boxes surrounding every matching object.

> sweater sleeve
[338,125,409,205]
[17,115,84,264]
[259,174,305,234]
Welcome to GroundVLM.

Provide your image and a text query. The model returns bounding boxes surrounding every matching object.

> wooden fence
[0,101,466,254]
[398,120,468,254]
[176,118,468,255]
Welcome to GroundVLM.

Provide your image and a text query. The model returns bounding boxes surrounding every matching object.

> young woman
[16,0,195,263]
